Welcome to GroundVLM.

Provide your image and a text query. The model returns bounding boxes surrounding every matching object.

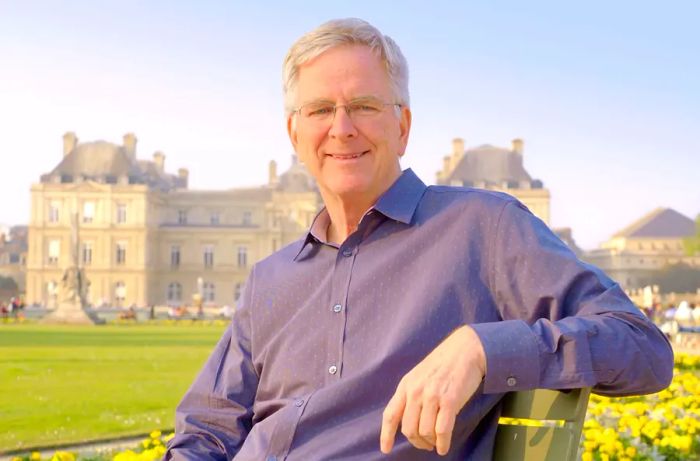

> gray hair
[283,18,410,115]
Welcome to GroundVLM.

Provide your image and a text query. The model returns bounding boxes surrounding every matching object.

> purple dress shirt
[165,169,673,460]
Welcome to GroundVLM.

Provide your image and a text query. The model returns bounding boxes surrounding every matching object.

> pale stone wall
[27,170,320,307]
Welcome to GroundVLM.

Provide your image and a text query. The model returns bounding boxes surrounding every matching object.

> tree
[683,213,700,256]
[644,263,700,294]
[0,275,18,291]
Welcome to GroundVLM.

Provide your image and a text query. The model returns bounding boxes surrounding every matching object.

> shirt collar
[293,168,426,261]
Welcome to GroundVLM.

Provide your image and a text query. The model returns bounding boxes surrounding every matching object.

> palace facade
[25,132,320,307]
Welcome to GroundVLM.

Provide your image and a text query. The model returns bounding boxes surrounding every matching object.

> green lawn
[0,322,227,451]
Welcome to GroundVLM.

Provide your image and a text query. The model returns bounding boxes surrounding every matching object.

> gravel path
[0,434,151,460]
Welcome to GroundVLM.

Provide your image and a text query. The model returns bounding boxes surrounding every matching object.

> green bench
[494,388,591,461]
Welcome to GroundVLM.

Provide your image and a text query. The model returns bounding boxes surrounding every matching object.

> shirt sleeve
[471,200,674,396]
[165,267,259,460]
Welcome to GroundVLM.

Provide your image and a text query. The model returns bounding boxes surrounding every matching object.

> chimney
[178,168,189,187]
[443,155,451,174]
[123,133,137,159]
[153,151,165,172]
[452,138,464,157]
[269,160,278,184]
[63,132,78,157]
[511,138,524,155]
[450,138,465,172]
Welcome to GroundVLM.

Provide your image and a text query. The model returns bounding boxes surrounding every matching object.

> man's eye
[307,106,334,117]
[351,104,380,114]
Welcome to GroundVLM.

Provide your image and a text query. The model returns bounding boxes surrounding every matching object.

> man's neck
[323,197,370,245]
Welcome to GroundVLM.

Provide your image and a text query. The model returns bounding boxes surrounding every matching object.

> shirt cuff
[471,320,541,394]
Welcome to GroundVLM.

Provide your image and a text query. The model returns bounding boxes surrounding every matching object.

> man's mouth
[326,150,370,160]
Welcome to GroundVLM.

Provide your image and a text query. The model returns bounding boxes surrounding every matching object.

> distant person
[166,18,673,460]
[691,303,700,329]
[674,301,693,328]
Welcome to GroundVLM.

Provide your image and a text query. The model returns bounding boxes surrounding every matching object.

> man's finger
[401,397,433,450]
[417,388,439,445]
[435,406,456,456]
[380,387,407,454]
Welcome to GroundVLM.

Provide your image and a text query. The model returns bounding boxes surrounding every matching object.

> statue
[43,211,98,324]
[61,265,88,306]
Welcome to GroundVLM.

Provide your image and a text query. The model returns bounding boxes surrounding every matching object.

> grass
[0,322,227,452]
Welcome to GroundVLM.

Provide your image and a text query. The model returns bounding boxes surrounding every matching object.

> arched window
[203,282,215,302]
[167,282,182,304]
[115,281,126,307]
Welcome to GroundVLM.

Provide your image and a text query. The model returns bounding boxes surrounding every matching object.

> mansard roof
[275,157,318,193]
[42,140,186,191]
[445,144,540,187]
[613,208,696,239]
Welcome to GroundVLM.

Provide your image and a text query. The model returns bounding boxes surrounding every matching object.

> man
[166,18,673,460]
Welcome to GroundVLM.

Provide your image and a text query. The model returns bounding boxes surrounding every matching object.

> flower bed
[582,353,700,461]
[11,355,700,461]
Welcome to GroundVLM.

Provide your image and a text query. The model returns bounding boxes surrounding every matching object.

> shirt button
[328,365,338,375]
[332,304,342,313]
[506,376,517,387]
[342,248,353,257]
[294,398,304,407]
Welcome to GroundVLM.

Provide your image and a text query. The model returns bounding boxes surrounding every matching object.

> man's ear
[398,106,412,157]
[286,114,298,150]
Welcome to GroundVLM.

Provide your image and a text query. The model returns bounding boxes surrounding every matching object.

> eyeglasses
[293,97,402,126]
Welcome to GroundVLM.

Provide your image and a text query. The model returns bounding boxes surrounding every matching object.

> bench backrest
[493,387,591,461]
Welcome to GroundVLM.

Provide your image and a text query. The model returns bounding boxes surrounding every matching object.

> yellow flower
[150,430,162,439]
[581,452,593,461]
[31,452,42,461]
[50,452,75,461]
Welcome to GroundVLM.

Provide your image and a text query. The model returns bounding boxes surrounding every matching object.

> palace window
[49,201,60,223]
[178,210,187,225]
[210,212,220,225]
[48,239,60,265]
[116,242,127,265]
[47,280,58,300]
[170,245,180,268]
[203,282,215,302]
[167,282,182,303]
[116,204,127,224]
[82,241,93,266]
[82,201,95,223]
[115,281,126,306]
[237,246,248,268]
[203,245,214,269]
[243,211,252,226]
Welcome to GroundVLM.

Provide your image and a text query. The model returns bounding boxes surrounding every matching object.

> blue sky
[0,1,697,249]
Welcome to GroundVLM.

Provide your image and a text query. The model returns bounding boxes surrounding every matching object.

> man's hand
[380,325,487,456]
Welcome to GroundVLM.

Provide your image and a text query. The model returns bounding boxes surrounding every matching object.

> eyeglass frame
[291,97,403,125]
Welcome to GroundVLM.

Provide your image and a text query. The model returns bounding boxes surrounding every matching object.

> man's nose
[328,105,358,138]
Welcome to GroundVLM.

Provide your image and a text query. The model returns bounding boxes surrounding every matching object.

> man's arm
[381,199,673,455]
[474,200,673,396]
[165,271,259,460]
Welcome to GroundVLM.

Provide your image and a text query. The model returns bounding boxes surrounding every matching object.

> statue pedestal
[41,301,99,325]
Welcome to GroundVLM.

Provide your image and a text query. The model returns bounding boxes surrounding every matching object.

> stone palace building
[25,132,321,308]
[25,133,579,307]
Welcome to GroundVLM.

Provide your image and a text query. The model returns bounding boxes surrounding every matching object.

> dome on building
[41,133,186,190]
[275,156,318,193]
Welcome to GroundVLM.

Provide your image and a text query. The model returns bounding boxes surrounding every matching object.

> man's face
[287,45,411,203]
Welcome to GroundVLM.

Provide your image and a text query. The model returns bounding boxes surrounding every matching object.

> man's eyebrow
[299,98,335,106]
[300,95,382,105]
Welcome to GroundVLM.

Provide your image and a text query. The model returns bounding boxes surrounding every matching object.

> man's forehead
[295,45,390,98]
